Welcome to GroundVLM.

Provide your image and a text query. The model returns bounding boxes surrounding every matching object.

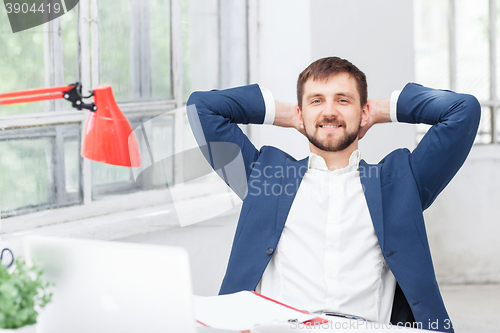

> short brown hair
[297,57,367,109]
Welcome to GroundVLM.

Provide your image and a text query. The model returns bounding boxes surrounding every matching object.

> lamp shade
[82,85,141,167]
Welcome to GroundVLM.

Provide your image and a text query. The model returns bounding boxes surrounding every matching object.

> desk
[194,292,432,333]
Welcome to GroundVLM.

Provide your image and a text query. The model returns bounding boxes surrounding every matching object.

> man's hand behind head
[273,101,306,137]
[358,98,391,140]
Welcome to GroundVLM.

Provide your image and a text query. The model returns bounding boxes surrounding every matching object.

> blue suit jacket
[187,83,480,332]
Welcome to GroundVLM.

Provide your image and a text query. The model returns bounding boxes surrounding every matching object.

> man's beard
[304,121,359,152]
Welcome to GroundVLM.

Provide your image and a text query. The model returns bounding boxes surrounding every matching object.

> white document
[193,291,316,331]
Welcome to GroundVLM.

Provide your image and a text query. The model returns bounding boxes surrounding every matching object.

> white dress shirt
[256,87,402,323]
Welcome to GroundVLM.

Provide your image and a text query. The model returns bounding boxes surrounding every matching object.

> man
[186,57,480,332]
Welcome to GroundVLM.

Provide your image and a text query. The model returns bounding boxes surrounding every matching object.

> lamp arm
[0,82,97,112]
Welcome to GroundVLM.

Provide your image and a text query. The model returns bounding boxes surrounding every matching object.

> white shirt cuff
[390,90,402,123]
[260,87,276,125]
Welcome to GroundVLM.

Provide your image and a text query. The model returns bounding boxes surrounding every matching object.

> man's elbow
[454,93,481,134]
[186,91,203,108]
[462,93,481,128]
[187,91,215,118]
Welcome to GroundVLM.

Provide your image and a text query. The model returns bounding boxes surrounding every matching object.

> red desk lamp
[0,83,141,167]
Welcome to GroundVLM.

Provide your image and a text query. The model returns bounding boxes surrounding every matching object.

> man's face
[298,73,368,152]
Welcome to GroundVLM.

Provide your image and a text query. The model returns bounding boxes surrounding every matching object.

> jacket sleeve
[186,84,268,200]
[396,83,481,210]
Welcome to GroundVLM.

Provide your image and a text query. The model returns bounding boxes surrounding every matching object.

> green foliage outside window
[0,12,45,117]
[0,139,51,214]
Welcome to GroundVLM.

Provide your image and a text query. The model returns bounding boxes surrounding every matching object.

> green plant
[0,258,53,329]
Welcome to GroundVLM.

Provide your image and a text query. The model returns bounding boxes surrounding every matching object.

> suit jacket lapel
[359,159,385,252]
[276,156,309,234]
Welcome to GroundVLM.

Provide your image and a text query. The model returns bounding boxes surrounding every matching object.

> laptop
[24,236,200,333]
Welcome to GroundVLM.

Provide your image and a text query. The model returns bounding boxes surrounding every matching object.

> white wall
[309,0,416,163]
[250,0,416,163]
[248,0,312,160]
[425,145,500,284]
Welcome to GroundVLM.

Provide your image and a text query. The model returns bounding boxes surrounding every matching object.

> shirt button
[266,247,274,255]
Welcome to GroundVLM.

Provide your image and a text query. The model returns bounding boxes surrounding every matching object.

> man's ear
[360,102,370,127]
[297,105,304,129]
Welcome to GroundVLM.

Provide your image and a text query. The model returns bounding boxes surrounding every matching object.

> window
[0,0,184,218]
[414,0,499,144]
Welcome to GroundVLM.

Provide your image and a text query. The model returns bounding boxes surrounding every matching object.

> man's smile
[318,123,343,132]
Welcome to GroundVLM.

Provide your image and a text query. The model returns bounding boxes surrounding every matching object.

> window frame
[414,0,500,145]
[450,0,497,144]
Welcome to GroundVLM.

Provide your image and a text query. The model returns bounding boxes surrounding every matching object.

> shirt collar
[307,150,361,174]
